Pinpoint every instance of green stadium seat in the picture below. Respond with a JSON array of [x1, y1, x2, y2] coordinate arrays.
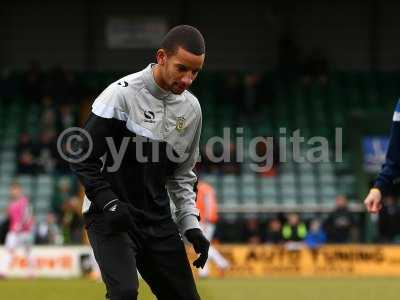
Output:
[[280, 174, 296, 185], [242, 174, 256, 185], [0, 160, 15, 174], [317, 163, 334, 174], [202, 174, 218, 187], [0, 150, 16, 161], [280, 162, 295, 172], [280, 183, 298, 206], [241, 184, 258, 205], [0, 185, 9, 202], [320, 174, 335, 184], [259, 177, 279, 204], [37, 175, 54, 186], [299, 174, 316, 185], [35, 197, 51, 213], [220, 175, 240, 205], [300, 183, 318, 203], [221, 185, 240, 206], [320, 185, 337, 198], [14, 175, 33, 198], [298, 162, 314, 172]]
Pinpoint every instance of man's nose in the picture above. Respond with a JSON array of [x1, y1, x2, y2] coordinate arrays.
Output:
[[181, 74, 193, 85]]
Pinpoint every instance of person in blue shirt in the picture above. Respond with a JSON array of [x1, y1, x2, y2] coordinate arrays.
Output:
[[305, 219, 326, 249]]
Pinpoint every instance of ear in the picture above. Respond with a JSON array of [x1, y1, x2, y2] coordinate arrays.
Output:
[[156, 49, 167, 65]]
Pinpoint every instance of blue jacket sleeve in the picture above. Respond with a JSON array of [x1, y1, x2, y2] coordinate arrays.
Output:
[[374, 99, 400, 195]]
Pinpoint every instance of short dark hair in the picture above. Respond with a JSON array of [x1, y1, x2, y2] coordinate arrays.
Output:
[[161, 25, 205, 56]]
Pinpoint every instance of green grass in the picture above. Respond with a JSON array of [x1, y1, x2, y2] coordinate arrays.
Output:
[[1, 277, 400, 300]]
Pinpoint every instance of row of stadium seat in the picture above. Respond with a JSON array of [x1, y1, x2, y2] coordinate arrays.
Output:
[[2, 71, 399, 216]]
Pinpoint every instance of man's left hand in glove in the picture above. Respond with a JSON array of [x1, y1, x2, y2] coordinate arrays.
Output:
[[185, 228, 210, 268]]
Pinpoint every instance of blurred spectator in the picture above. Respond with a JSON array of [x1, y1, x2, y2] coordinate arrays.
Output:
[[0, 68, 18, 101], [242, 217, 262, 244], [0, 217, 9, 244], [62, 196, 84, 244], [22, 60, 43, 103], [57, 103, 76, 132], [301, 48, 329, 86], [196, 179, 230, 278], [243, 73, 262, 117], [277, 29, 302, 82], [217, 72, 243, 125], [263, 218, 283, 244], [305, 219, 326, 265], [324, 195, 355, 243], [16, 132, 37, 175], [41, 95, 56, 114], [33, 129, 57, 173], [378, 195, 400, 243], [54, 147, 72, 175], [44, 66, 78, 104], [282, 213, 307, 243], [51, 177, 74, 223], [305, 219, 326, 249], [41, 107, 57, 129], [35, 213, 63, 245], [0, 182, 35, 278]]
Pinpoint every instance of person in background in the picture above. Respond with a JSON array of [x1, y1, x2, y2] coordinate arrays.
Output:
[[16, 132, 37, 175], [35, 213, 63, 245], [57, 103, 76, 132], [301, 48, 329, 86], [0, 68, 18, 102], [243, 217, 262, 244], [33, 129, 57, 173], [196, 180, 230, 278], [377, 195, 400, 243], [263, 218, 283, 244], [282, 213, 307, 250], [0, 182, 35, 278], [305, 219, 326, 266], [305, 219, 326, 249], [324, 195, 355, 243], [364, 100, 400, 215], [22, 60, 43, 103], [51, 177, 74, 223], [62, 196, 84, 244]]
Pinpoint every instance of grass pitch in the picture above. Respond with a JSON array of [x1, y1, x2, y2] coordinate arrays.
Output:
[[1, 277, 400, 300]]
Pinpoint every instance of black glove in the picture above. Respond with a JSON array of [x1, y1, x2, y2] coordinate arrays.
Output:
[[185, 228, 210, 268], [103, 200, 135, 232]]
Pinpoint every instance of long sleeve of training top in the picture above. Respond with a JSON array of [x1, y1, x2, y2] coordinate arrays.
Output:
[[374, 99, 400, 195], [166, 110, 202, 233], [70, 112, 120, 210], [70, 63, 201, 233]]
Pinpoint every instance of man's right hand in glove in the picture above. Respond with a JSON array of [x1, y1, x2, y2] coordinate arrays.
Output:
[[103, 199, 135, 232], [185, 228, 210, 268]]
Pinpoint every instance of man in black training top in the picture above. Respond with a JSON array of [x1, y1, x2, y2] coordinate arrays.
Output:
[[70, 25, 209, 300]]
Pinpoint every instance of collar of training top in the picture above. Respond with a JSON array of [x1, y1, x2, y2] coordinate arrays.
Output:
[[143, 63, 176, 101]]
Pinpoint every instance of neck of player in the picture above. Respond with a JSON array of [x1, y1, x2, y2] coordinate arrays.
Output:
[[153, 64, 170, 92]]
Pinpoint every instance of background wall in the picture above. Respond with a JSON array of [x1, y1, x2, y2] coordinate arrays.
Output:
[[1, 0, 399, 71]]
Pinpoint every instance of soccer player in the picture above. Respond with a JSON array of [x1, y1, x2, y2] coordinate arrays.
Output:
[[364, 100, 400, 213], [0, 182, 34, 278], [70, 25, 210, 300], [196, 179, 230, 278]]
